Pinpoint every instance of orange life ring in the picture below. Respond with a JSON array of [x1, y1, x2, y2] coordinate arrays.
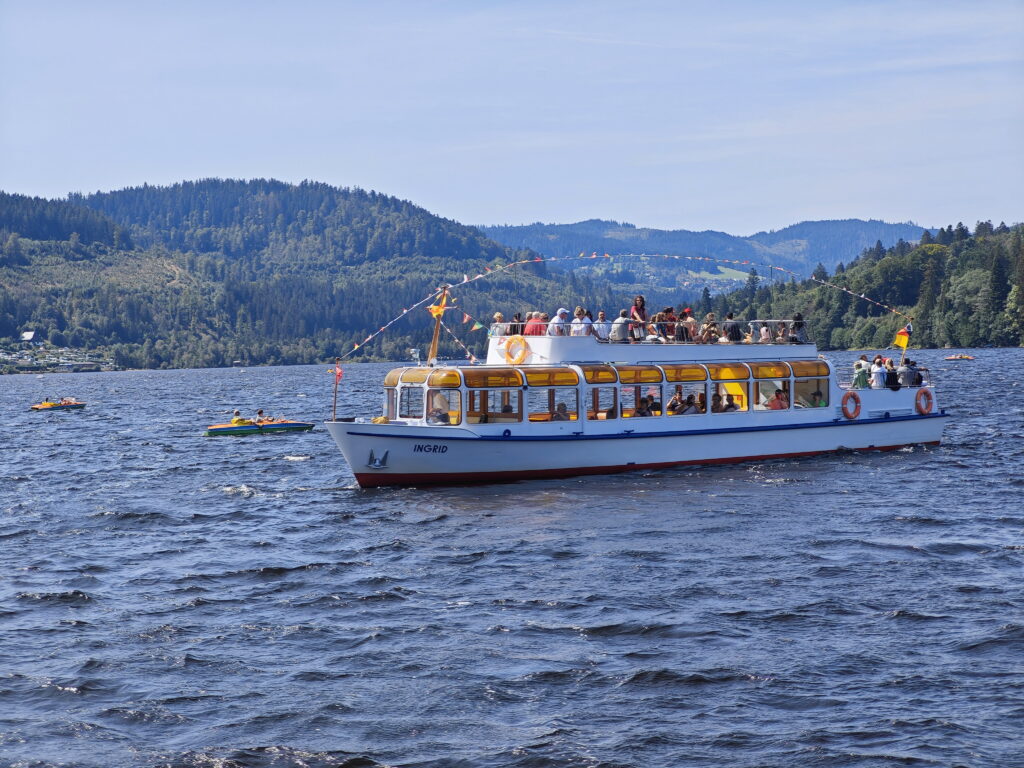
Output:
[[503, 335, 530, 365], [915, 388, 933, 415], [841, 390, 861, 420]]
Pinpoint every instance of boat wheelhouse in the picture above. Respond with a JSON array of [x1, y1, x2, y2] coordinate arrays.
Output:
[[325, 318, 947, 488]]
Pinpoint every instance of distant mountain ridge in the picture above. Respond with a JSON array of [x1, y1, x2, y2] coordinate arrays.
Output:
[[479, 218, 931, 275]]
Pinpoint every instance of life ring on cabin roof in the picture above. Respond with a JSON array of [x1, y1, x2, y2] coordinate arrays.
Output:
[[841, 391, 861, 420], [915, 388, 933, 415], [504, 335, 530, 365]]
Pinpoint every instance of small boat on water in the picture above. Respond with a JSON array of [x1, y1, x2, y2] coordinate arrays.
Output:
[[31, 399, 85, 411], [205, 420, 315, 436], [944, 354, 975, 360], [326, 298, 949, 488]]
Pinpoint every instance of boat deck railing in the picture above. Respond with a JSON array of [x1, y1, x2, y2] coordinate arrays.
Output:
[[490, 318, 812, 345]]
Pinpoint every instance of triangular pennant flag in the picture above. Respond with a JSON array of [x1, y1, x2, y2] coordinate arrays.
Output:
[[471, 321, 484, 331], [462, 312, 471, 324]]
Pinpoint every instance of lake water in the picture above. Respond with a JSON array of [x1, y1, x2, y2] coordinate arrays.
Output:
[[2, 349, 1022, 767]]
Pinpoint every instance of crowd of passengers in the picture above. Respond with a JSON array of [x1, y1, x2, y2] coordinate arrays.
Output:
[[490, 295, 808, 344], [851, 354, 926, 389]]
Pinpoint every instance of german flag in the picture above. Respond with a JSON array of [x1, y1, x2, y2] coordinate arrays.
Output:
[[893, 322, 912, 349]]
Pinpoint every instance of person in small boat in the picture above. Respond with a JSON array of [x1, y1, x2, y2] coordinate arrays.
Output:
[[710, 393, 724, 413], [723, 394, 739, 412], [699, 313, 720, 343], [766, 389, 789, 410], [551, 402, 571, 421], [633, 397, 653, 417], [609, 310, 631, 343], [231, 409, 253, 426]]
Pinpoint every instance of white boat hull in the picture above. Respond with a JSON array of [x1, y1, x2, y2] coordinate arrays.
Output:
[[326, 411, 947, 488]]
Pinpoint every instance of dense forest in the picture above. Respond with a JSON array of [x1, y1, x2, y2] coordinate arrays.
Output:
[[0, 181, 616, 368], [690, 222, 1024, 349], [1, 180, 1020, 371]]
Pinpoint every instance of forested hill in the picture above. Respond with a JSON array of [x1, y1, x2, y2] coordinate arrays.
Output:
[[0, 179, 615, 368], [695, 221, 1024, 350], [479, 218, 929, 275]]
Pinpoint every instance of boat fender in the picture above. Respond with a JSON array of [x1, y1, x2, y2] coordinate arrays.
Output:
[[502, 429, 512, 438], [841, 391, 861, 420], [915, 388, 933, 415], [503, 335, 530, 365]]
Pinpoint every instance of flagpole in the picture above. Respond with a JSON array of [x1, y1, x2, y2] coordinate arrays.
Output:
[[427, 285, 449, 367], [331, 357, 340, 421]]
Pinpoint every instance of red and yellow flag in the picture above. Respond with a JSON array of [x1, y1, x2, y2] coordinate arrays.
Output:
[[427, 293, 450, 319], [893, 322, 912, 349]]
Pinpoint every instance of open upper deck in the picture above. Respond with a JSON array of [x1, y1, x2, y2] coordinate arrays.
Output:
[[485, 322, 819, 366]]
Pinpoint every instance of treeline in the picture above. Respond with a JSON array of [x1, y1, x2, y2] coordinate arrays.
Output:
[[0, 180, 618, 368], [697, 221, 1023, 349], [0, 191, 132, 252]]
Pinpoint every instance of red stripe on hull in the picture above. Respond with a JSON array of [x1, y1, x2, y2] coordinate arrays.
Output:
[[353, 441, 941, 488]]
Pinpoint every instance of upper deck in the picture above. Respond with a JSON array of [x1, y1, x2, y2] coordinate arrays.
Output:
[[486, 324, 820, 366]]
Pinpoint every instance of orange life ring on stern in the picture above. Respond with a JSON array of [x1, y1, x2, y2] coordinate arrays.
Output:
[[503, 335, 530, 365], [915, 388, 933, 415], [841, 391, 861, 420]]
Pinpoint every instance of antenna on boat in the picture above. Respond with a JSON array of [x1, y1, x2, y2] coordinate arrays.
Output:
[[426, 285, 451, 367]]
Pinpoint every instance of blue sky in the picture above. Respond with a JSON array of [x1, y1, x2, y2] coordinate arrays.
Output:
[[1, 0, 1021, 234]]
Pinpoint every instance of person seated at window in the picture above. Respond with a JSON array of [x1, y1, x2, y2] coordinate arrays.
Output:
[[500, 404, 514, 413], [666, 388, 685, 413], [427, 393, 451, 424], [633, 397, 653, 417], [809, 390, 827, 407], [710, 393, 724, 413], [765, 389, 788, 410], [723, 394, 739, 412], [681, 395, 701, 414], [551, 402, 571, 421]]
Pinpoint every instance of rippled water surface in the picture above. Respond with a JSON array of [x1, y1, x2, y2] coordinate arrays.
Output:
[[2, 349, 1023, 767]]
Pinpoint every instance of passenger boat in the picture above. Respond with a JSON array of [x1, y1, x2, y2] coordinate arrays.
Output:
[[326, 296, 948, 488], [30, 399, 86, 411], [205, 420, 314, 436]]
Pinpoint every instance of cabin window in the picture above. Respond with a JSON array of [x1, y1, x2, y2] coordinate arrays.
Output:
[[399, 386, 424, 419], [463, 368, 525, 387], [426, 389, 461, 425], [399, 368, 430, 384], [527, 386, 579, 422], [749, 362, 791, 379], [580, 364, 617, 384], [586, 386, 617, 420], [466, 389, 522, 423], [385, 388, 397, 420], [661, 364, 708, 382], [711, 381, 748, 413], [427, 369, 463, 388], [753, 379, 791, 410], [619, 384, 662, 417], [794, 378, 829, 408], [665, 382, 706, 415], [614, 365, 664, 384], [789, 360, 830, 378], [524, 368, 580, 387], [706, 363, 751, 381]]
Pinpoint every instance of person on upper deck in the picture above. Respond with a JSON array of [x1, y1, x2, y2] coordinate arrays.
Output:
[[699, 313, 720, 343], [661, 307, 678, 340], [523, 312, 543, 336], [897, 359, 912, 387], [593, 310, 610, 341], [789, 313, 807, 343], [570, 306, 593, 336], [491, 312, 508, 336], [548, 308, 569, 336], [870, 358, 886, 389], [679, 309, 697, 342], [629, 295, 648, 341], [610, 310, 631, 343], [758, 324, 771, 343], [722, 312, 743, 343], [852, 360, 870, 389], [884, 358, 901, 391], [648, 311, 668, 342], [509, 312, 524, 335]]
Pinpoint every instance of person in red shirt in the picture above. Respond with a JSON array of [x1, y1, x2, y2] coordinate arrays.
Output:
[[524, 311, 546, 336], [766, 389, 789, 410]]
